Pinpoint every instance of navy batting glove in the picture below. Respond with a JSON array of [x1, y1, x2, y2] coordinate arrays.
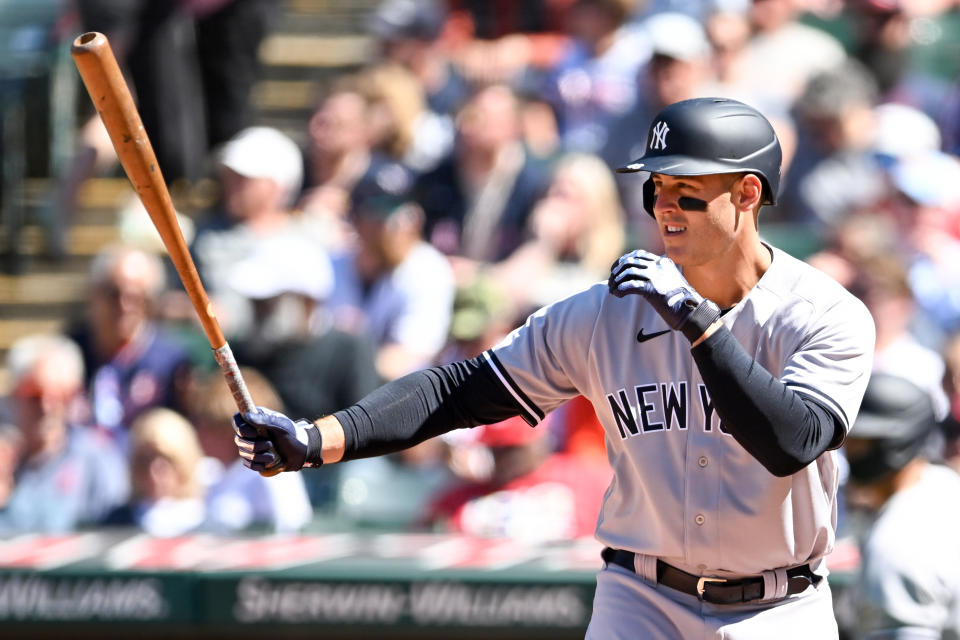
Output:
[[233, 407, 323, 473], [609, 250, 721, 343]]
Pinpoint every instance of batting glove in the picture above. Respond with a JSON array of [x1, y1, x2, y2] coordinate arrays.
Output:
[[233, 407, 323, 473], [609, 250, 721, 343]]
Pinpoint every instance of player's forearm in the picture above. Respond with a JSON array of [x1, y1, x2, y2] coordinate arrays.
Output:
[[691, 325, 841, 477], [327, 355, 524, 462]]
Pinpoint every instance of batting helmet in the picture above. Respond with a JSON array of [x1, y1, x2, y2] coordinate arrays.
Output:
[[617, 97, 782, 216], [845, 372, 937, 485]]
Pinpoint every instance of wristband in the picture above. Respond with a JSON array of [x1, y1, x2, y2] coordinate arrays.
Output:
[[679, 299, 722, 343], [303, 422, 324, 468]]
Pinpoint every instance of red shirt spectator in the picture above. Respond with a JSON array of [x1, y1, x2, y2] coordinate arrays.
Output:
[[425, 415, 611, 540]]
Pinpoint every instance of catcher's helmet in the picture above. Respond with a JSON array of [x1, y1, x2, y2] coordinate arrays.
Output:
[[617, 97, 782, 216]]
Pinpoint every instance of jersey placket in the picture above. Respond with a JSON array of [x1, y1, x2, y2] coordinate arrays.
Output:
[[683, 412, 723, 569]]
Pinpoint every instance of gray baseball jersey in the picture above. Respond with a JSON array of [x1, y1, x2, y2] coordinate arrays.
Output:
[[857, 464, 960, 636], [485, 245, 874, 576]]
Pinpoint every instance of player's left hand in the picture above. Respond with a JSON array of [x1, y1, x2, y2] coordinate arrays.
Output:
[[608, 250, 721, 342], [233, 407, 318, 473]]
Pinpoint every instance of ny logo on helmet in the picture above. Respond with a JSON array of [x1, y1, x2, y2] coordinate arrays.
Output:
[[650, 121, 669, 150]]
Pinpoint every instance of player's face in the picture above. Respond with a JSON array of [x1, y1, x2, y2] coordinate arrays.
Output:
[[649, 173, 746, 268]]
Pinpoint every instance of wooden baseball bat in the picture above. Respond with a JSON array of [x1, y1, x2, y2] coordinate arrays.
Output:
[[71, 32, 279, 476]]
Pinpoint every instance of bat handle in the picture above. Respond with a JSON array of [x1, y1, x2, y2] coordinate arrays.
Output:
[[212, 343, 281, 477], [212, 343, 256, 414]]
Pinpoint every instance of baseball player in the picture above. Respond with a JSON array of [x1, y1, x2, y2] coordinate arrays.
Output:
[[234, 97, 875, 638]]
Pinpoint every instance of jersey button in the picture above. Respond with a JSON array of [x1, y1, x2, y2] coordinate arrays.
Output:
[[698, 456, 708, 468], [695, 514, 706, 526]]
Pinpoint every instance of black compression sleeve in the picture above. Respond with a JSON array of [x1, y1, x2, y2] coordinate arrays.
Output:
[[691, 326, 842, 477], [332, 355, 525, 460]]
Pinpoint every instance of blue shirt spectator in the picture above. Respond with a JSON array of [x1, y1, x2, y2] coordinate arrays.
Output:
[[0, 334, 129, 534]]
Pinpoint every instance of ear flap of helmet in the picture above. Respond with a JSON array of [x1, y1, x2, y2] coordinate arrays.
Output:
[[642, 178, 656, 218]]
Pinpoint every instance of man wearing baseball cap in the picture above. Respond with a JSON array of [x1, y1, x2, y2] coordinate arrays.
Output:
[[191, 126, 305, 337]]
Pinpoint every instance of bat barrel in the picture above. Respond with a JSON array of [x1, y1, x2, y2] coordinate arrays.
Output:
[[71, 32, 226, 352]]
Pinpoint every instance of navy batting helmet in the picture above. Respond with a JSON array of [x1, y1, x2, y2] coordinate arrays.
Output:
[[617, 97, 782, 216], [845, 373, 937, 484]]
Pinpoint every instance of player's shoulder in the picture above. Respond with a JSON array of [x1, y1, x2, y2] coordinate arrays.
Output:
[[762, 245, 866, 312], [529, 280, 611, 317], [500, 280, 613, 347]]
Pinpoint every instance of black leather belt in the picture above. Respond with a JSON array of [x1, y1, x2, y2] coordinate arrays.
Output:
[[601, 547, 821, 605]]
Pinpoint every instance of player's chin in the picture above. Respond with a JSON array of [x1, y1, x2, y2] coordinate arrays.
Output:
[[659, 240, 689, 264]]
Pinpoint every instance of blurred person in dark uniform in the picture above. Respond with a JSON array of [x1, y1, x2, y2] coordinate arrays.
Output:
[[845, 372, 960, 638]]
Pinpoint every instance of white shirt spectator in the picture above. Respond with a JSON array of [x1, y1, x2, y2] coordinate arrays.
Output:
[[202, 457, 313, 534]]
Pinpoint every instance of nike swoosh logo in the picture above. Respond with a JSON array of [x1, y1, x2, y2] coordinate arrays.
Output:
[[636, 328, 671, 343]]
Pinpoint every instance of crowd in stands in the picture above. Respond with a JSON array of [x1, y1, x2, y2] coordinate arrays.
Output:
[[3, 0, 960, 635]]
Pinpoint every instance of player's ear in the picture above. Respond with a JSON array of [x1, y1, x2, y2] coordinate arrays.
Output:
[[734, 174, 763, 213]]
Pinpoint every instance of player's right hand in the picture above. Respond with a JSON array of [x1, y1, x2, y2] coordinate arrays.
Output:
[[608, 250, 721, 343], [233, 407, 314, 472]]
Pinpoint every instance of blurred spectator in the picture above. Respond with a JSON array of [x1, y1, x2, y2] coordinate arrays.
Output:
[[46, 1, 276, 259], [188, 0, 278, 152], [784, 61, 884, 231], [0, 334, 129, 534], [849, 0, 959, 119], [367, 0, 469, 115], [871, 101, 942, 164], [705, 8, 752, 92], [424, 415, 611, 540], [736, 0, 847, 108], [104, 407, 206, 536], [489, 152, 626, 310], [0, 424, 19, 511], [356, 62, 455, 173], [805, 210, 898, 288], [846, 372, 960, 638], [517, 91, 563, 162], [74, 0, 204, 185], [297, 78, 413, 252], [848, 254, 949, 420], [228, 235, 382, 418], [882, 150, 960, 343], [190, 126, 305, 337], [605, 11, 713, 168], [434, 276, 518, 367], [68, 245, 192, 445], [328, 191, 455, 380], [604, 12, 714, 228], [75, 0, 276, 182], [541, 0, 649, 157], [413, 83, 550, 268], [188, 367, 312, 533], [448, 0, 577, 37]]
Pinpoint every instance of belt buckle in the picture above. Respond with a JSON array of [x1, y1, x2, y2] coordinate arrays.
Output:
[[696, 576, 727, 601]]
